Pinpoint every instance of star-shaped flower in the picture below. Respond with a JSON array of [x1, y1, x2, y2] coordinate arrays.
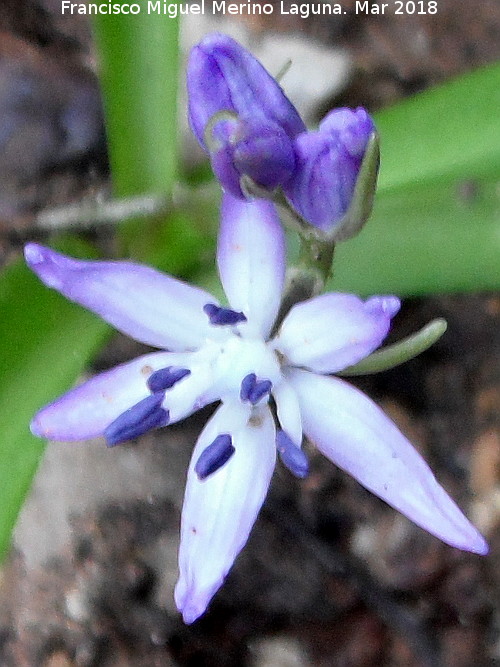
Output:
[[25, 194, 487, 624]]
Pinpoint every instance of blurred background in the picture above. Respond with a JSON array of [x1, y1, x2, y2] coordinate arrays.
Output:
[[0, 1, 499, 665]]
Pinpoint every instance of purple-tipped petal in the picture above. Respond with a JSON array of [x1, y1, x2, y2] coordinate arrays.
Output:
[[218, 194, 285, 337], [175, 401, 276, 624], [187, 33, 305, 149], [30, 351, 180, 441], [25, 244, 220, 350], [289, 369, 488, 555], [275, 293, 400, 374]]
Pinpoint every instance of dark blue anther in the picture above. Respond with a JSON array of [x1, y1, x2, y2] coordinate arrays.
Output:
[[240, 373, 272, 405], [195, 434, 235, 480], [104, 393, 169, 446], [240, 373, 256, 402], [204, 303, 247, 326], [147, 366, 191, 393], [276, 430, 309, 478]]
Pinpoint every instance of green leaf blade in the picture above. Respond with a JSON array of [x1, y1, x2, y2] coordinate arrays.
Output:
[[376, 63, 500, 192], [92, 12, 179, 198], [333, 172, 500, 295], [0, 250, 109, 561]]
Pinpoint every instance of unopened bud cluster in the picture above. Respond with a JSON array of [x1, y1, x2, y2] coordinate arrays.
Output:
[[188, 33, 378, 237]]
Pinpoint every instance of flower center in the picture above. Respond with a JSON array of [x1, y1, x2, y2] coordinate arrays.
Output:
[[212, 334, 282, 401]]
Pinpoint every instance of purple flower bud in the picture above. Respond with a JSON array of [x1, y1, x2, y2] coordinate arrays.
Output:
[[210, 117, 296, 197], [320, 107, 375, 158], [283, 107, 376, 231], [187, 33, 305, 150]]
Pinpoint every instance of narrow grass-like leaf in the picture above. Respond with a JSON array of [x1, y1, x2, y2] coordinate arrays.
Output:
[[339, 319, 447, 376], [333, 64, 500, 294], [332, 171, 500, 295], [376, 63, 500, 192], [92, 13, 179, 197], [92, 12, 180, 260]]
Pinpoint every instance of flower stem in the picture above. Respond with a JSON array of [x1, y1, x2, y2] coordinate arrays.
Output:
[[272, 236, 335, 333]]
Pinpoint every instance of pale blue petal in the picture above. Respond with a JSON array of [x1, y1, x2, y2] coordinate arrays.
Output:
[[218, 195, 285, 337], [275, 293, 400, 373], [31, 351, 184, 441], [25, 243, 220, 351], [273, 380, 302, 446], [289, 369, 488, 555]]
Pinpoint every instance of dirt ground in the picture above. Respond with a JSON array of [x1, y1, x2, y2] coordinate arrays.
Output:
[[0, 1, 499, 666]]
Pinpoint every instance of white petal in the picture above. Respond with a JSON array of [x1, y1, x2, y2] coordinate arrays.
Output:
[[289, 369, 488, 555], [165, 347, 224, 424], [275, 293, 400, 373], [217, 194, 285, 338], [175, 401, 275, 623]]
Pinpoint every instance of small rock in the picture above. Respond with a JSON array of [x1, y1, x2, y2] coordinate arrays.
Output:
[[249, 635, 309, 667]]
